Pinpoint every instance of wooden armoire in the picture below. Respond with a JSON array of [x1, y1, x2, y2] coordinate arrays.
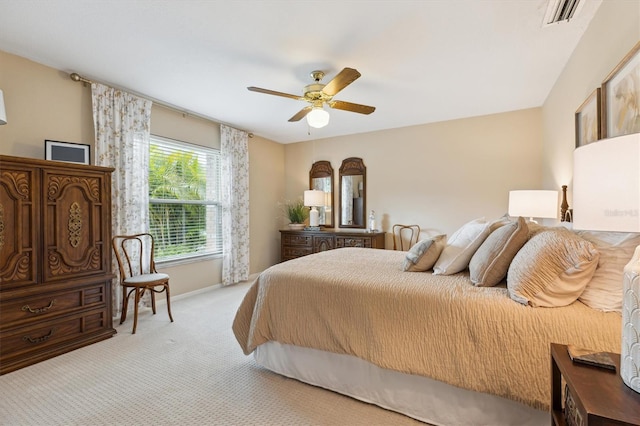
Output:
[[0, 155, 116, 374]]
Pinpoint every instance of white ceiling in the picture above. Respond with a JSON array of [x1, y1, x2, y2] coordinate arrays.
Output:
[[0, 0, 602, 144]]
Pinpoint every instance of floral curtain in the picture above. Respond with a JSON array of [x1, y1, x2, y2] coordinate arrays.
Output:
[[91, 83, 152, 316], [220, 124, 250, 285]]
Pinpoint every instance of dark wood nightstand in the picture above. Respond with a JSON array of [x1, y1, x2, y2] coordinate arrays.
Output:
[[550, 343, 640, 425]]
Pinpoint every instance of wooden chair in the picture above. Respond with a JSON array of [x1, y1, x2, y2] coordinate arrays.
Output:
[[393, 224, 421, 251], [112, 233, 174, 334]]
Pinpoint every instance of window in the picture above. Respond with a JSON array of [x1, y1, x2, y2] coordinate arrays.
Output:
[[149, 135, 222, 262]]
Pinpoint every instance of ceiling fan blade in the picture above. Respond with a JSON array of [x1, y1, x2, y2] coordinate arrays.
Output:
[[288, 106, 313, 122], [328, 100, 375, 115], [247, 86, 304, 101], [321, 68, 361, 97]]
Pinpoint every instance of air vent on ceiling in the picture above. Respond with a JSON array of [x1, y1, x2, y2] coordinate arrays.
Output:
[[543, 0, 585, 26]]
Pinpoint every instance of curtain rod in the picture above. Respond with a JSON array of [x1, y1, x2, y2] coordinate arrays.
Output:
[[69, 72, 254, 138]]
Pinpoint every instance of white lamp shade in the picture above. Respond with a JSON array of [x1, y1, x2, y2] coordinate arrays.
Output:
[[508, 190, 558, 219], [573, 133, 640, 232], [306, 107, 329, 128], [573, 132, 640, 394], [0, 89, 6, 125], [304, 190, 325, 207]]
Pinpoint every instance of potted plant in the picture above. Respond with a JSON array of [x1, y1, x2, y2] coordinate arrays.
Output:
[[283, 198, 308, 230]]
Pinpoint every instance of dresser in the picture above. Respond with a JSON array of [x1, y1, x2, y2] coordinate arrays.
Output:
[[280, 229, 385, 261], [0, 155, 116, 374]]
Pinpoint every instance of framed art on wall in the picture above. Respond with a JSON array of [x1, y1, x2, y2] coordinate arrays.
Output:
[[45, 140, 91, 165], [575, 88, 601, 147], [601, 41, 640, 138]]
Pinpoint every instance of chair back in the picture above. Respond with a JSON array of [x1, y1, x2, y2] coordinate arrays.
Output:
[[112, 233, 158, 282], [393, 224, 421, 251]]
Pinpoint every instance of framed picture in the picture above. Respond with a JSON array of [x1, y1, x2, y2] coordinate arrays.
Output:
[[575, 88, 601, 147], [45, 140, 91, 165], [601, 41, 640, 138]]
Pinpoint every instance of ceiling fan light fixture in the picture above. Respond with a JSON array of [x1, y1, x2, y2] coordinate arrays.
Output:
[[306, 107, 330, 128]]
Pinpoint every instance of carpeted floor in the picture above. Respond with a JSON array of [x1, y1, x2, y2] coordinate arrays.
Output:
[[0, 281, 424, 426]]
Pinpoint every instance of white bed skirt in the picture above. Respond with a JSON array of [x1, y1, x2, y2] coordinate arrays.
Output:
[[255, 341, 547, 426]]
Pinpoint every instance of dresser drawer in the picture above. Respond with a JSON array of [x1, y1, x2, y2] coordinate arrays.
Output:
[[335, 236, 372, 248], [0, 283, 108, 328], [0, 308, 110, 360], [282, 234, 313, 246], [283, 246, 313, 260]]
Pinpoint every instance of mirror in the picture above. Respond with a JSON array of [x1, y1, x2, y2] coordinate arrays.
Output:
[[309, 161, 334, 228], [339, 157, 366, 228]]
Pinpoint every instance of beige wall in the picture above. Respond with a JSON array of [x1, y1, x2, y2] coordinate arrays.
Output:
[[542, 0, 640, 204], [0, 50, 283, 295], [284, 108, 544, 246], [0, 52, 94, 157]]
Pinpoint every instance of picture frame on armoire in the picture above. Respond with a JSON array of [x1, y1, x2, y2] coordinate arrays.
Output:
[[45, 140, 91, 165], [575, 88, 601, 147], [601, 41, 640, 138]]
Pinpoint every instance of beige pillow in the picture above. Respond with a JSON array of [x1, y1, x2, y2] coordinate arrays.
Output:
[[574, 230, 640, 312], [402, 235, 447, 272], [507, 227, 599, 307], [433, 218, 493, 275], [469, 217, 528, 287]]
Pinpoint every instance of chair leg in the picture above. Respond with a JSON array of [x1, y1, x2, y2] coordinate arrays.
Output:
[[150, 288, 157, 315], [120, 287, 129, 325], [165, 284, 174, 323], [132, 287, 141, 334]]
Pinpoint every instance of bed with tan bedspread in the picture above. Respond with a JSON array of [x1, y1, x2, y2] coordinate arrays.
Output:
[[233, 247, 622, 412]]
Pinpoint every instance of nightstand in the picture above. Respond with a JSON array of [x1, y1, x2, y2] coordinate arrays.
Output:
[[550, 343, 640, 425]]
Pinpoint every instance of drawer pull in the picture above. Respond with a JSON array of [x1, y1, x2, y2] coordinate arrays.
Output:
[[22, 328, 56, 344], [22, 299, 56, 314]]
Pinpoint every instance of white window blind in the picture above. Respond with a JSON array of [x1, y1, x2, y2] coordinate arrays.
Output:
[[149, 135, 222, 262]]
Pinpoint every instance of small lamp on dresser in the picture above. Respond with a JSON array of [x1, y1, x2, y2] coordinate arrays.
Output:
[[304, 189, 325, 228], [573, 132, 640, 394]]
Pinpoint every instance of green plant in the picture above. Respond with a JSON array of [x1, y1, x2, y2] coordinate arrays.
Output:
[[283, 198, 309, 224]]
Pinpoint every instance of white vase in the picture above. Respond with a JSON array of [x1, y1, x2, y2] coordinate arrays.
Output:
[[621, 245, 640, 394]]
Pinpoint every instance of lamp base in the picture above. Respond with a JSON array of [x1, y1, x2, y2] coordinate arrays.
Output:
[[309, 207, 320, 227], [621, 245, 640, 394]]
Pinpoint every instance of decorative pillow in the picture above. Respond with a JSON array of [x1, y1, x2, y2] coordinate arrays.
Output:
[[433, 218, 493, 275], [507, 227, 599, 307], [574, 230, 640, 312], [469, 216, 528, 287], [402, 234, 447, 272]]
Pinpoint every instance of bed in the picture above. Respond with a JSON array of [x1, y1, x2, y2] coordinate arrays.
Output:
[[233, 221, 634, 425]]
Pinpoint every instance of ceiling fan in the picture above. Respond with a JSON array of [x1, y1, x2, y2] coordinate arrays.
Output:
[[247, 67, 375, 128]]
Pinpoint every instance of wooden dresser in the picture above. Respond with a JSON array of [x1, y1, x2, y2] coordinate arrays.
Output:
[[280, 229, 385, 262], [0, 155, 116, 374]]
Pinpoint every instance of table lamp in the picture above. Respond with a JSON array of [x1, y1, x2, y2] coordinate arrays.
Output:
[[304, 190, 325, 227], [508, 190, 558, 223], [573, 132, 640, 394]]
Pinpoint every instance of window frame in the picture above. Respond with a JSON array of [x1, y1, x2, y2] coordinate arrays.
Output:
[[148, 135, 222, 265]]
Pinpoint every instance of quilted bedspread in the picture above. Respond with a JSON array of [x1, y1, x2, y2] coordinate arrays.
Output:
[[232, 248, 621, 411]]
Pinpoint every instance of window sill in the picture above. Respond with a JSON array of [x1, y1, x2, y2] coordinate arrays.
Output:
[[156, 253, 222, 268]]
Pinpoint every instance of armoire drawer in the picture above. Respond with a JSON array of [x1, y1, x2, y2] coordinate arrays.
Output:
[[0, 283, 108, 328], [0, 308, 110, 360]]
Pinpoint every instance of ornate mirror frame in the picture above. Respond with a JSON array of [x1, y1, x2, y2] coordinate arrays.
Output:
[[338, 157, 366, 229], [309, 160, 334, 228]]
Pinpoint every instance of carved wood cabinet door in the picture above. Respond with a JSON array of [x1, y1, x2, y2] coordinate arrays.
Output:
[[42, 170, 110, 283], [0, 164, 38, 289]]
